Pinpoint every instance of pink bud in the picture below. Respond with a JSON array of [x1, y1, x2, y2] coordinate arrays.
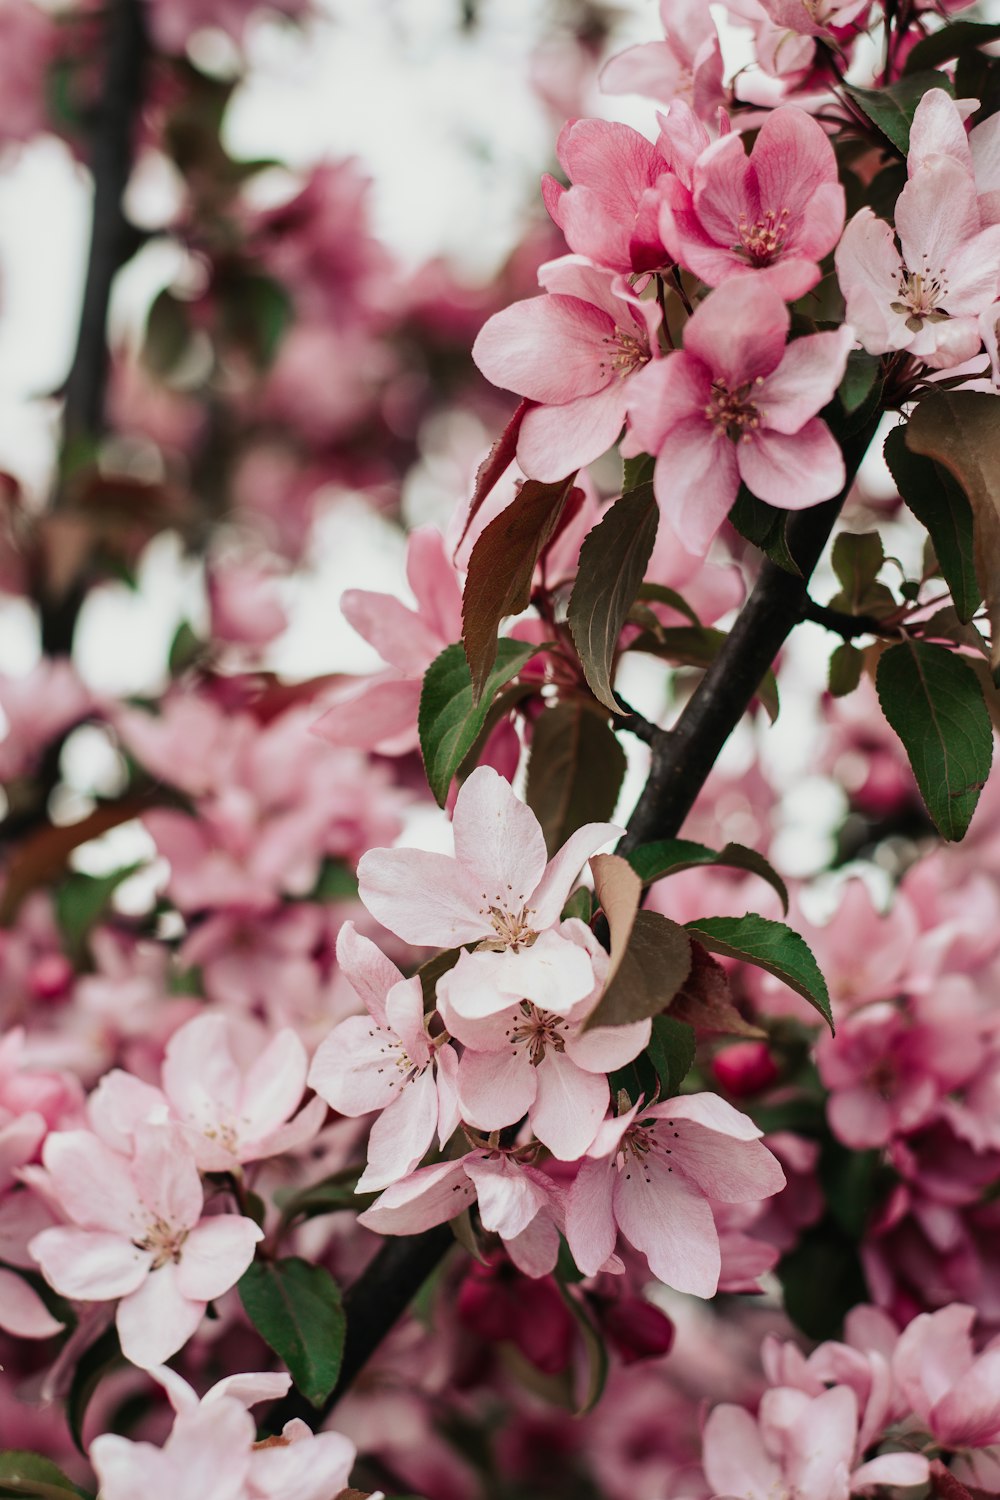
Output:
[[712, 1041, 778, 1097], [28, 953, 74, 1003], [598, 1296, 675, 1365]]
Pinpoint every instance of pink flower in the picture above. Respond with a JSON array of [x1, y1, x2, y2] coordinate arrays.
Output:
[[161, 1013, 326, 1173], [358, 1149, 565, 1278], [0, 660, 95, 781], [599, 0, 726, 122], [660, 106, 845, 300], [312, 526, 463, 756], [308, 922, 459, 1191], [836, 91, 1000, 369], [207, 559, 288, 647], [541, 119, 671, 274], [472, 255, 660, 480], [893, 1304, 1000, 1449], [565, 1093, 785, 1297], [29, 1123, 262, 1368], [358, 765, 619, 1019], [438, 925, 649, 1161], [625, 279, 852, 554], [757, 0, 871, 32]]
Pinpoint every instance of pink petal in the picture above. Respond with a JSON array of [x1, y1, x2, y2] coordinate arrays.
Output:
[[163, 1015, 242, 1128], [311, 676, 421, 756], [565, 1017, 650, 1073], [737, 418, 845, 509], [340, 589, 440, 676], [175, 1214, 262, 1301], [116, 1261, 204, 1367], [357, 847, 490, 947], [335, 920, 404, 1025], [784, 1385, 857, 1499], [203, 1371, 292, 1409], [29, 1226, 151, 1300], [384, 977, 431, 1063], [405, 525, 463, 644], [691, 132, 756, 249], [308, 1015, 408, 1116], [625, 351, 710, 454], [653, 417, 740, 556], [41, 1131, 144, 1235], [132, 1124, 203, 1232], [852, 1454, 930, 1492], [531, 1054, 608, 1160], [834, 208, 909, 355], [565, 1156, 618, 1276], [0, 1265, 63, 1337], [516, 380, 632, 481], [357, 1068, 440, 1191], [240, 1028, 309, 1141], [457, 1046, 537, 1133], [703, 1404, 784, 1500], [452, 766, 548, 911], [357, 1158, 476, 1235], [531, 822, 622, 928], [507, 1209, 561, 1278], [896, 156, 981, 273], [613, 1154, 721, 1296], [472, 293, 615, 404], [464, 1153, 548, 1239], [600, 39, 683, 105], [249, 1426, 357, 1500], [751, 106, 837, 219], [757, 326, 853, 434], [683, 279, 789, 387], [909, 87, 974, 175]]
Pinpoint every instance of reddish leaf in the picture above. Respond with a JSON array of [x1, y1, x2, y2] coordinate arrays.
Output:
[[670, 943, 765, 1039], [457, 397, 532, 550]]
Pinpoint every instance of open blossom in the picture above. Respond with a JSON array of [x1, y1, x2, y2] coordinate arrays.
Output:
[[893, 1304, 1000, 1449], [308, 922, 459, 1191], [565, 1094, 786, 1297], [91, 1365, 360, 1500], [438, 926, 649, 1161], [659, 106, 845, 300], [358, 765, 619, 1019], [625, 279, 852, 554], [472, 255, 661, 480], [541, 119, 671, 275], [599, 0, 725, 122], [836, 89, 1000, 368], [29, 1123, 262, 1367]]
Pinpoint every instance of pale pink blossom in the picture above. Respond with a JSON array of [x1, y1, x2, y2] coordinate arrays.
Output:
[[208, 559, 288, 647], [0, 660, 94, 781], [312, 526, 463, 755], [358, 1149, 566, 1278], [757, 0, 871, 33], [660, 106, 845, 300], [162, 1013, 325, 1173], [893, 1304, 1000, 1449], [308, 922, 459, 1191], [438, 924, 649, 1161], [29, 1122, 262, 1367], [472, 255, 661, 481], [600, 0, 726, 122], [625, 279, 851, 554], [541, 119, 671, 274], [565, 1094, 785, 1297], [358, 765, 619, 1018]]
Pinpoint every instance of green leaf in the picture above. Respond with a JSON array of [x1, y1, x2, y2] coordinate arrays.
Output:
[[903, 21, 1000, 74], [561, 886, 593, 924], [312, 860, 359, 902], [167, 619, 203, 675], [622, 453, 654, 491], [778, 1225, 868, 1341], [629, 625, 780, 723], [239, 1256, 346, 1408], [461, 477, 574, 702], [875, 639, 993, 841], [67, 1325, 122, 1454], [588, 910, 692, 1028], [567, 484, 659, 712], [275, 1169, 376, 1225], [634, 581, 700, 627], [828, 531, 897, 621], [884, 424, 980, 624], [553, 1283, 609, 1415], [55, 864, 140, 961], [829, 642, 864, 697], [526, 702, 627, 857], [645, 1014, 697, 1097], [845, 71, 955, 155], [838, 349, 880, 416], [418, 639, 541, 805], [627, 837, 788, 914], [684, 915, 833, 1031], [417, 946, 462, 1010], [905, 393, 1000, 666], [0, 1454, 89, 1500], [144, 289, 190, 377], [728, 487, 800, 574]]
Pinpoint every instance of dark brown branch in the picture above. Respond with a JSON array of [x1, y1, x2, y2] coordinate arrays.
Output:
[[40, 0, 147, 658], [800, 598, 900, 641], [283, 409, 881, 1429]]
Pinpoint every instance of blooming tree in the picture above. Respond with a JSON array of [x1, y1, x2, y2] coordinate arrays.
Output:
[[1, 0, 1000, 1497]]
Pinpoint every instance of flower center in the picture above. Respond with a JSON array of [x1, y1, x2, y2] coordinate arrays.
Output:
[[368, 1023, 422, 1088], [477, 890, 539, 953], [507, 1001, 567, 1066], [735, 208, 790, 266], [134, 1216, 189, 1271], [598, 325, 650, 382], [891, 265, 950, 333], [705, 379, 765, 443], [617, 1117, 681, 1183]]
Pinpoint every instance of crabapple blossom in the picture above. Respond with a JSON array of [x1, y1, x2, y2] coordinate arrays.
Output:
[[472, 255, 661, 480], [599, 0, 726, 121], [161, 1012, 326, 1172], [893, 1304, 1000, 1449], [565, 1093, 786, 1297], [438, 925, 650, 1161], [541, 119, 672, 275], [308, 922, 459, 1190], [660, 106, 845, 299], [358, 765, 619, 1018], [29, 1122, 262, 1367], [624, 278, 852, 553]]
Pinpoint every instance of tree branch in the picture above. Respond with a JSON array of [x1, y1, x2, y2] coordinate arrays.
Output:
[[800, 597, 899, 641], [284, 409, 881, 1429], [39, 0, 147, 658]]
